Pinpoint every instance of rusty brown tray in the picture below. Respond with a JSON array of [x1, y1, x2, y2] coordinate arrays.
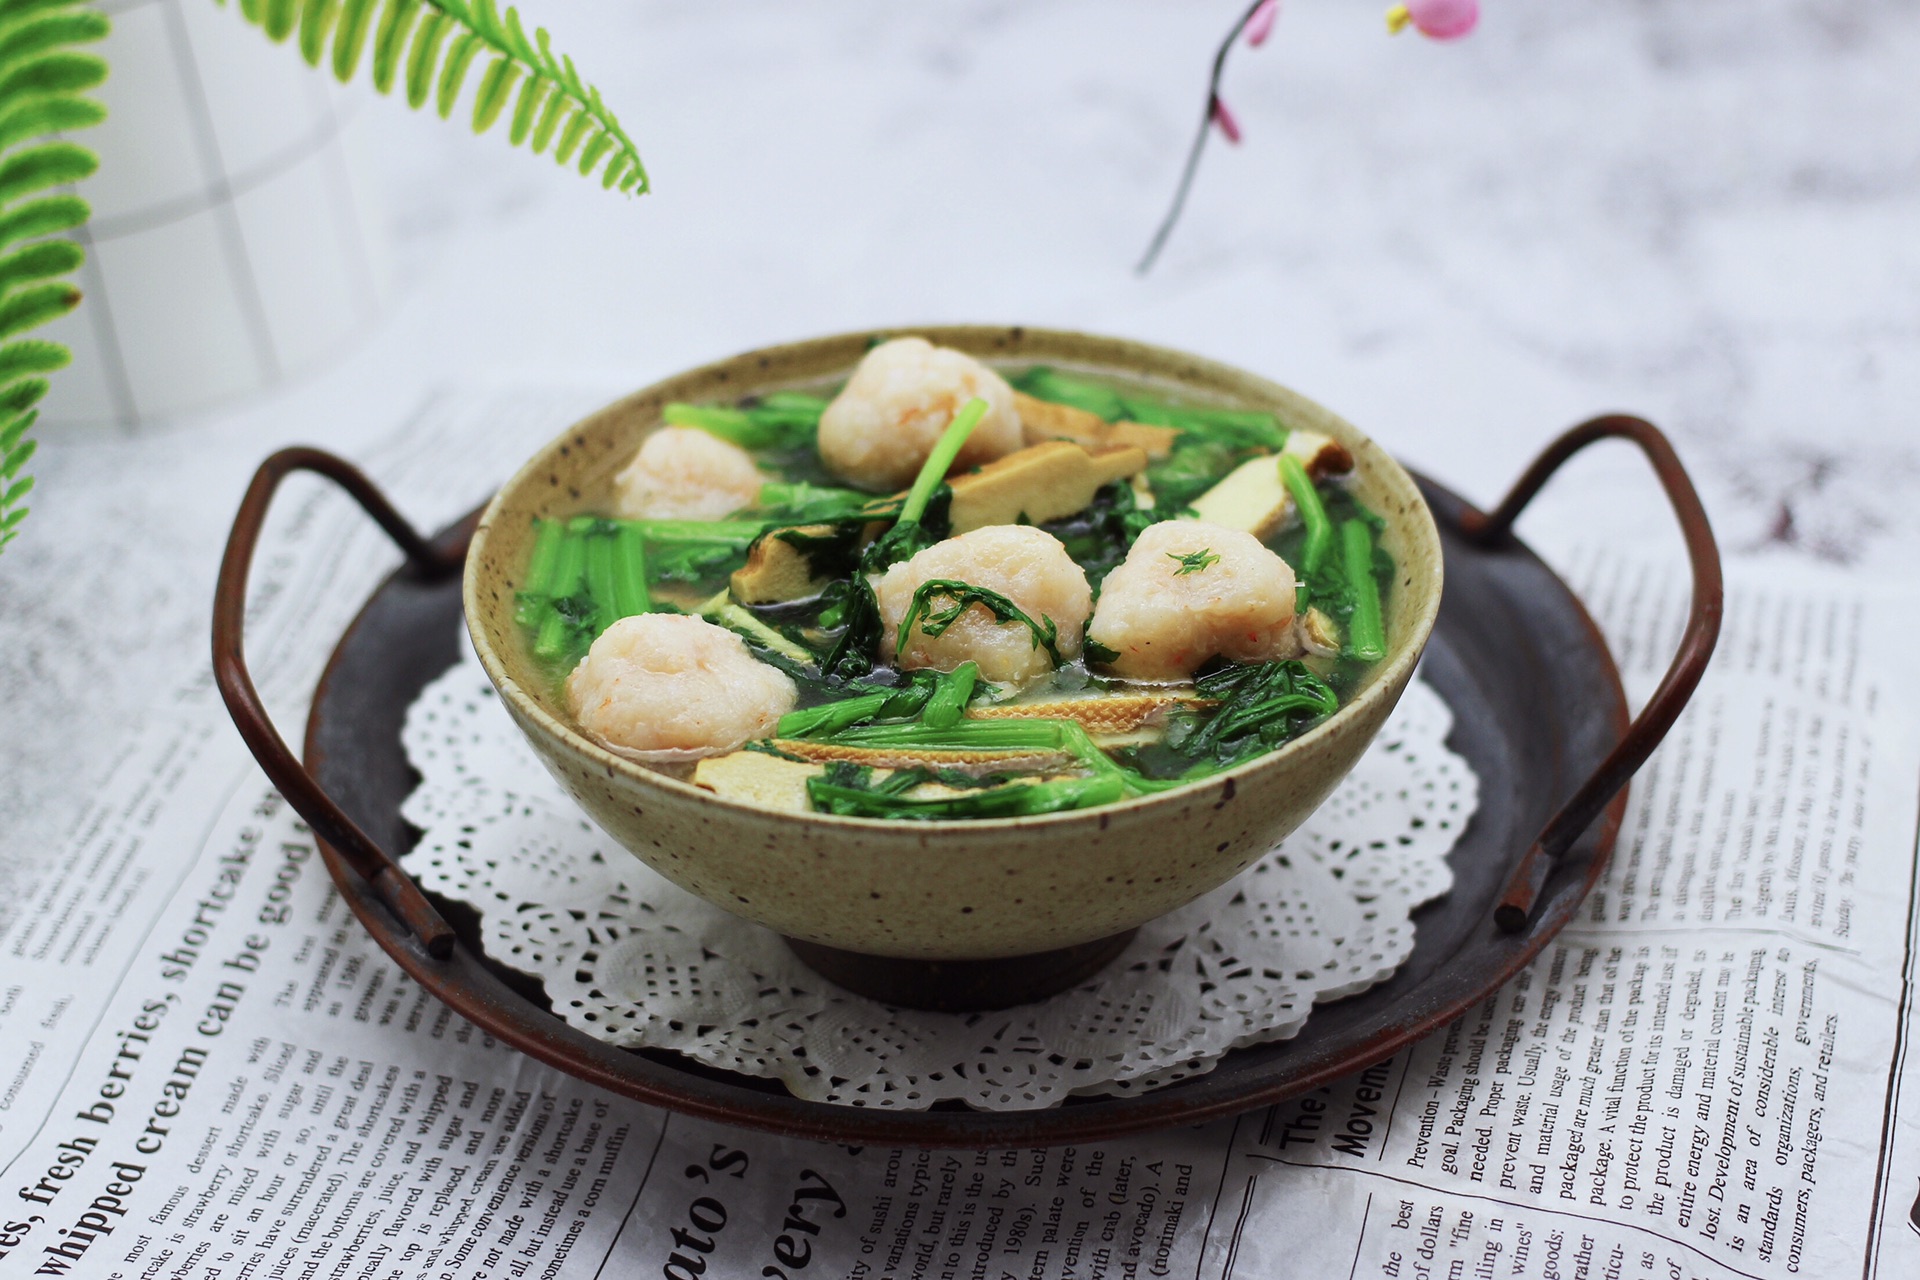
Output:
[[213, 417, 1720, 1147]]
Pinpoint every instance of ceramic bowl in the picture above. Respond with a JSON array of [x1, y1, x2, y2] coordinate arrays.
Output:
[[463, 326, 1444, 984]]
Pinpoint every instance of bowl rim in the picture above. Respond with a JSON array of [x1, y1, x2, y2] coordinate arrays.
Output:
[[463, 325, 1445, 832]]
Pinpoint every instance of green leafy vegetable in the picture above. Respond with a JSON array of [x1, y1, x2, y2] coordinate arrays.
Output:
[[921, 660, 980, 729], [1036, 480, 1163, 596], [517, 515, 757, 666], [1146, 439, 1242, 512], [1167, 547, 1220, 576], [1009, 366, 1128, 420], [646, 539, 739, 586], [568, 514, 762, 546], [757, 481, 890, 525], [663, 400, 820, 451], [218, 0, 646, 193], [1010, 366, 1285, 449], [806, 762, 1124, 821], [898, 579, 1063, 668], [754, 390, 832, 418], [1122, 660, 1338, 780], [1116, 394, 1285, 450]]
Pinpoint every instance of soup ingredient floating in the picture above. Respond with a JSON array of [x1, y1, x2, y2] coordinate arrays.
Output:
[[515, 337, 1394, 819], [567, 614, 796, 763]]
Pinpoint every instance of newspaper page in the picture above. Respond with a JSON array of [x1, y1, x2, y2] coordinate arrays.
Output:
[[1, 392, 1917, 1280]]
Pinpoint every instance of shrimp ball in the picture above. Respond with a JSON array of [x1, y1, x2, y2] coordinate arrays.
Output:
[[1086, 520, 1298, 682], [565, 614, 796, 760], [874, 525, 1093, 687], [612, 427, 763, 522], [818, 337, 1024, 491]]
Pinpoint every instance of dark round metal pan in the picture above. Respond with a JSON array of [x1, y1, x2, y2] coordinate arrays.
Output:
[[213, 417, 1720, 1148]]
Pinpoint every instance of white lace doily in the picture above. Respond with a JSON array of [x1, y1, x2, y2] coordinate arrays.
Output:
[[399, 642, 1476, 1110]]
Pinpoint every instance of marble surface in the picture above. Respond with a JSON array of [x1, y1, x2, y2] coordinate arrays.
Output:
[[4, 0, 1916, 883]]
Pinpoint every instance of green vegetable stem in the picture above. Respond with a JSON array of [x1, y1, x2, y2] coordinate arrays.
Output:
[[1278, 454, 1333, 576], [775, 691, 891, 739], [609, 524, 653, 617], [921, 661, 981, 729], [516, 518, 567, 623], [1341, 519, 1387, 661], [900, 397, 988, 530], [806, 766, 1125, 820]]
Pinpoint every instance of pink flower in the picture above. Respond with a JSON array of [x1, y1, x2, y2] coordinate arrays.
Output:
[[1386, 0, 1479, 41], [1245, 0, 1280, 47], [1210, 96, 1243, 144]]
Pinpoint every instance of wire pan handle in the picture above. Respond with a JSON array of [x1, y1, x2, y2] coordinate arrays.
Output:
[[212, 447, 465, 958], [1458, 416, 1724, 932]]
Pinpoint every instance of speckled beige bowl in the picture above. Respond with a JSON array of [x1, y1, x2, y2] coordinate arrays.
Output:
[[464, 327, 1443, 966]]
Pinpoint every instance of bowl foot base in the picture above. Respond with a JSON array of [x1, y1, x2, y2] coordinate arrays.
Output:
[[784, 931, 1139, 1012]]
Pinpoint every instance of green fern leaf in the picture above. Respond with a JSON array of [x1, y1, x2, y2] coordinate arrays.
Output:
[[297, 0, 337, 66], [500, 5, 539, 64], [0, 339, 69, 380], [404, 8, 447, 108], [331, 0, 377, 81], [552, 107, 591, 164], [575, 129, 611, 177], [2, 436, 33, 481], [0, 94, 103, 150], [218, 0, 646, 197], [371, 0, 419, 94], [466, 0, 505, 44], [0, 407, 33, 453], [506, 70, 543, 146], [0, 141, 96, 204], [264, 0, 297, 41], [0, 0, 97, 539], [528, 89, 566, 153], [0, 283, 78, 340], [0, 50, 106, 100], [0, 376, 45, 415], [0, 0, 92, 32], [0, 194, 85, 251], [468, 54, 515, 133], [435, 29, 480, 118], [0, 11, 107, 67], [0, 239, 80, 293]]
